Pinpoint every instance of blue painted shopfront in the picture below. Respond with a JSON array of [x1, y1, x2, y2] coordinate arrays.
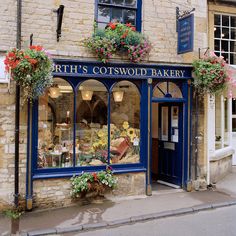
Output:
[[27, 60, 192, 199]]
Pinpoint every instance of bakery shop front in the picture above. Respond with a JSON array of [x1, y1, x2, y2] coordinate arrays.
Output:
[[27, 59, 192, 201]]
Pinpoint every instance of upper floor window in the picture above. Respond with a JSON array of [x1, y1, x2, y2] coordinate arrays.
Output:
[[96, 0, 141, 31], [214, 14, 236, 65]]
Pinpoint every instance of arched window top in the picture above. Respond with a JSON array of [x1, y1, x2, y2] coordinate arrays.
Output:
[[153, 82, 183, 99]]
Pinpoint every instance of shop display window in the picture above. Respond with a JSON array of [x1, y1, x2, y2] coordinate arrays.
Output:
[[37, 78, 140, 169]]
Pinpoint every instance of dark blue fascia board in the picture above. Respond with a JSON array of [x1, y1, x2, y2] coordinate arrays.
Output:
[[33, 167, 147, 180], [152, 98, 186, 103], [53, 58, 193, 71]]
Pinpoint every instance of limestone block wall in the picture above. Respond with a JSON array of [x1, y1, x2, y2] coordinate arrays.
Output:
[[33, 173, 145, 209], [0, 0, 209, 210]]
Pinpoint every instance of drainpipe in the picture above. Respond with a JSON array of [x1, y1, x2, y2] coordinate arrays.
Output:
[[14, 0, 22, 208]]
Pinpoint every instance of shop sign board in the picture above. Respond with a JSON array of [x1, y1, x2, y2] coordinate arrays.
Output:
[[53, 60, 192, 79], [177, 14, 194, 54]]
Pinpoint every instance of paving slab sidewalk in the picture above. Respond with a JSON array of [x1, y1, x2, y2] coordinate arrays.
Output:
[[1, 167, 236, 236]]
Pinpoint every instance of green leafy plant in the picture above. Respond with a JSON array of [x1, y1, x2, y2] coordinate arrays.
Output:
[[84, 22, 151, 63], [4, 45, 53, 102], [3, 207, 24, 219], [192, 52, 230, 94], [71, 166, 117, 198]]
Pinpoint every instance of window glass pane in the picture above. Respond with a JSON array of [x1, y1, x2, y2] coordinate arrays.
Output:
[[222, 53, 229, 63], [38, 78, 74, 169], [98, 6, 110, 23], [214, 27, 221, 38], [110, 81, 140, 164], [214, 14, 221, 26], [231, 28, 236, 40], [222, 27, 229, 39], [215, 51, 220, 57], [230, 53, 236, 65], [99, 0, 111, 3], [98, 23, 107, 29], [215, 96, 222, 150], [76, 80, 108, 166], [233, 100, 236, 115], [123, 9, 136, 25], [230, 41, 236, 52], [221, 40, 229, 52], [112, 0, 124, 5], [231, 16, 236, 28], [153, 82, 182, 98], [125, 0, 137, 7], [214, 39, 220, 51], [222, 15, 229, 26], [112, 8, 123, 23]]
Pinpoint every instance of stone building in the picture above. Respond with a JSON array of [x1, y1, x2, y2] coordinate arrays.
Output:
[[0, 0, 233, 210]]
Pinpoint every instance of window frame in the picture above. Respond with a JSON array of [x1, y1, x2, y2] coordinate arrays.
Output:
[[32, 77, 146, 179], [95, 0, 142, 32], [214, 13, 236, 65]]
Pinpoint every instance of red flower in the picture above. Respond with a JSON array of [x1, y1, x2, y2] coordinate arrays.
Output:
[[92, 172, 98, 181], [28, 59, 38, 64], [24, 55, 30, 59], [131, 26, 136, 31], [108, 22, 117, 30], [125, 23, 132, 27], [29, 45, 43, 51]]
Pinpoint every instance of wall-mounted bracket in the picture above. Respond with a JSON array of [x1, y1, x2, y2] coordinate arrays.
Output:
[[53, 5, 64, 42], [198, 47, 210, 59], [176, 7, 195, 32]]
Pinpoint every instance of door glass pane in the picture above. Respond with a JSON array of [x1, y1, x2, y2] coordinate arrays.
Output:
[[123, 10, 136, 25], [76, 80, 108, 166], [110, 81, 140, 164], [232, 118, 236, 132], [171, 106, 179, 142], [112, 8, 123, 23], [38, 78, 74, 169], [161, 107, 168, 141], [98, 6, 110, 23]]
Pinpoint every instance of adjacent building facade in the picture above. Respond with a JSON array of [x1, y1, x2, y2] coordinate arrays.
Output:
[[0, 0, 234, 210]]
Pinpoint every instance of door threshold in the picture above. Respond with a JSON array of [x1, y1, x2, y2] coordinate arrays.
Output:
[[157, 180, 181, 189]]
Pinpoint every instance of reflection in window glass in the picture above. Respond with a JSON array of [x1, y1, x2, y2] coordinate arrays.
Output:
[[153, 82, 182, 98], [76, 80, 108, 166], [38, 78, 74, 169], [110, 81, 140, 164]]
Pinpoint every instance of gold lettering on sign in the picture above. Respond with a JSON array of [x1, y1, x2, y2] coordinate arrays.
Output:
[[55, 64, 62, 73], [82, 66, 88, 74], [62, 65, 69, 73], [170, 70, 175, 77], [164, 70, 169, 77], [70, 65, 78, 73], [128, 68, 135, 76], [151, 69, 157, 76], [141, 68, 147, 76], [93, 66, 99, 74], [179, 70, 185, 77], [176, 70, 181, 77], [157, 70, 163, 77]]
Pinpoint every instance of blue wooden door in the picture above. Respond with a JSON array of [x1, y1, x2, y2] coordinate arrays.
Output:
[[158, 103, 183, 186]]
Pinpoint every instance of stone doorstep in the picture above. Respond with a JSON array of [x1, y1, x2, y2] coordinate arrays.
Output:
[[23, 200, 236, 236]]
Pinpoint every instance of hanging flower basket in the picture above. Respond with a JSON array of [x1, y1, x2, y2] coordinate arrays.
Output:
[[4, 45, 53, 102], [192, 52, 231, 95], [84, 23, 151, 63]]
